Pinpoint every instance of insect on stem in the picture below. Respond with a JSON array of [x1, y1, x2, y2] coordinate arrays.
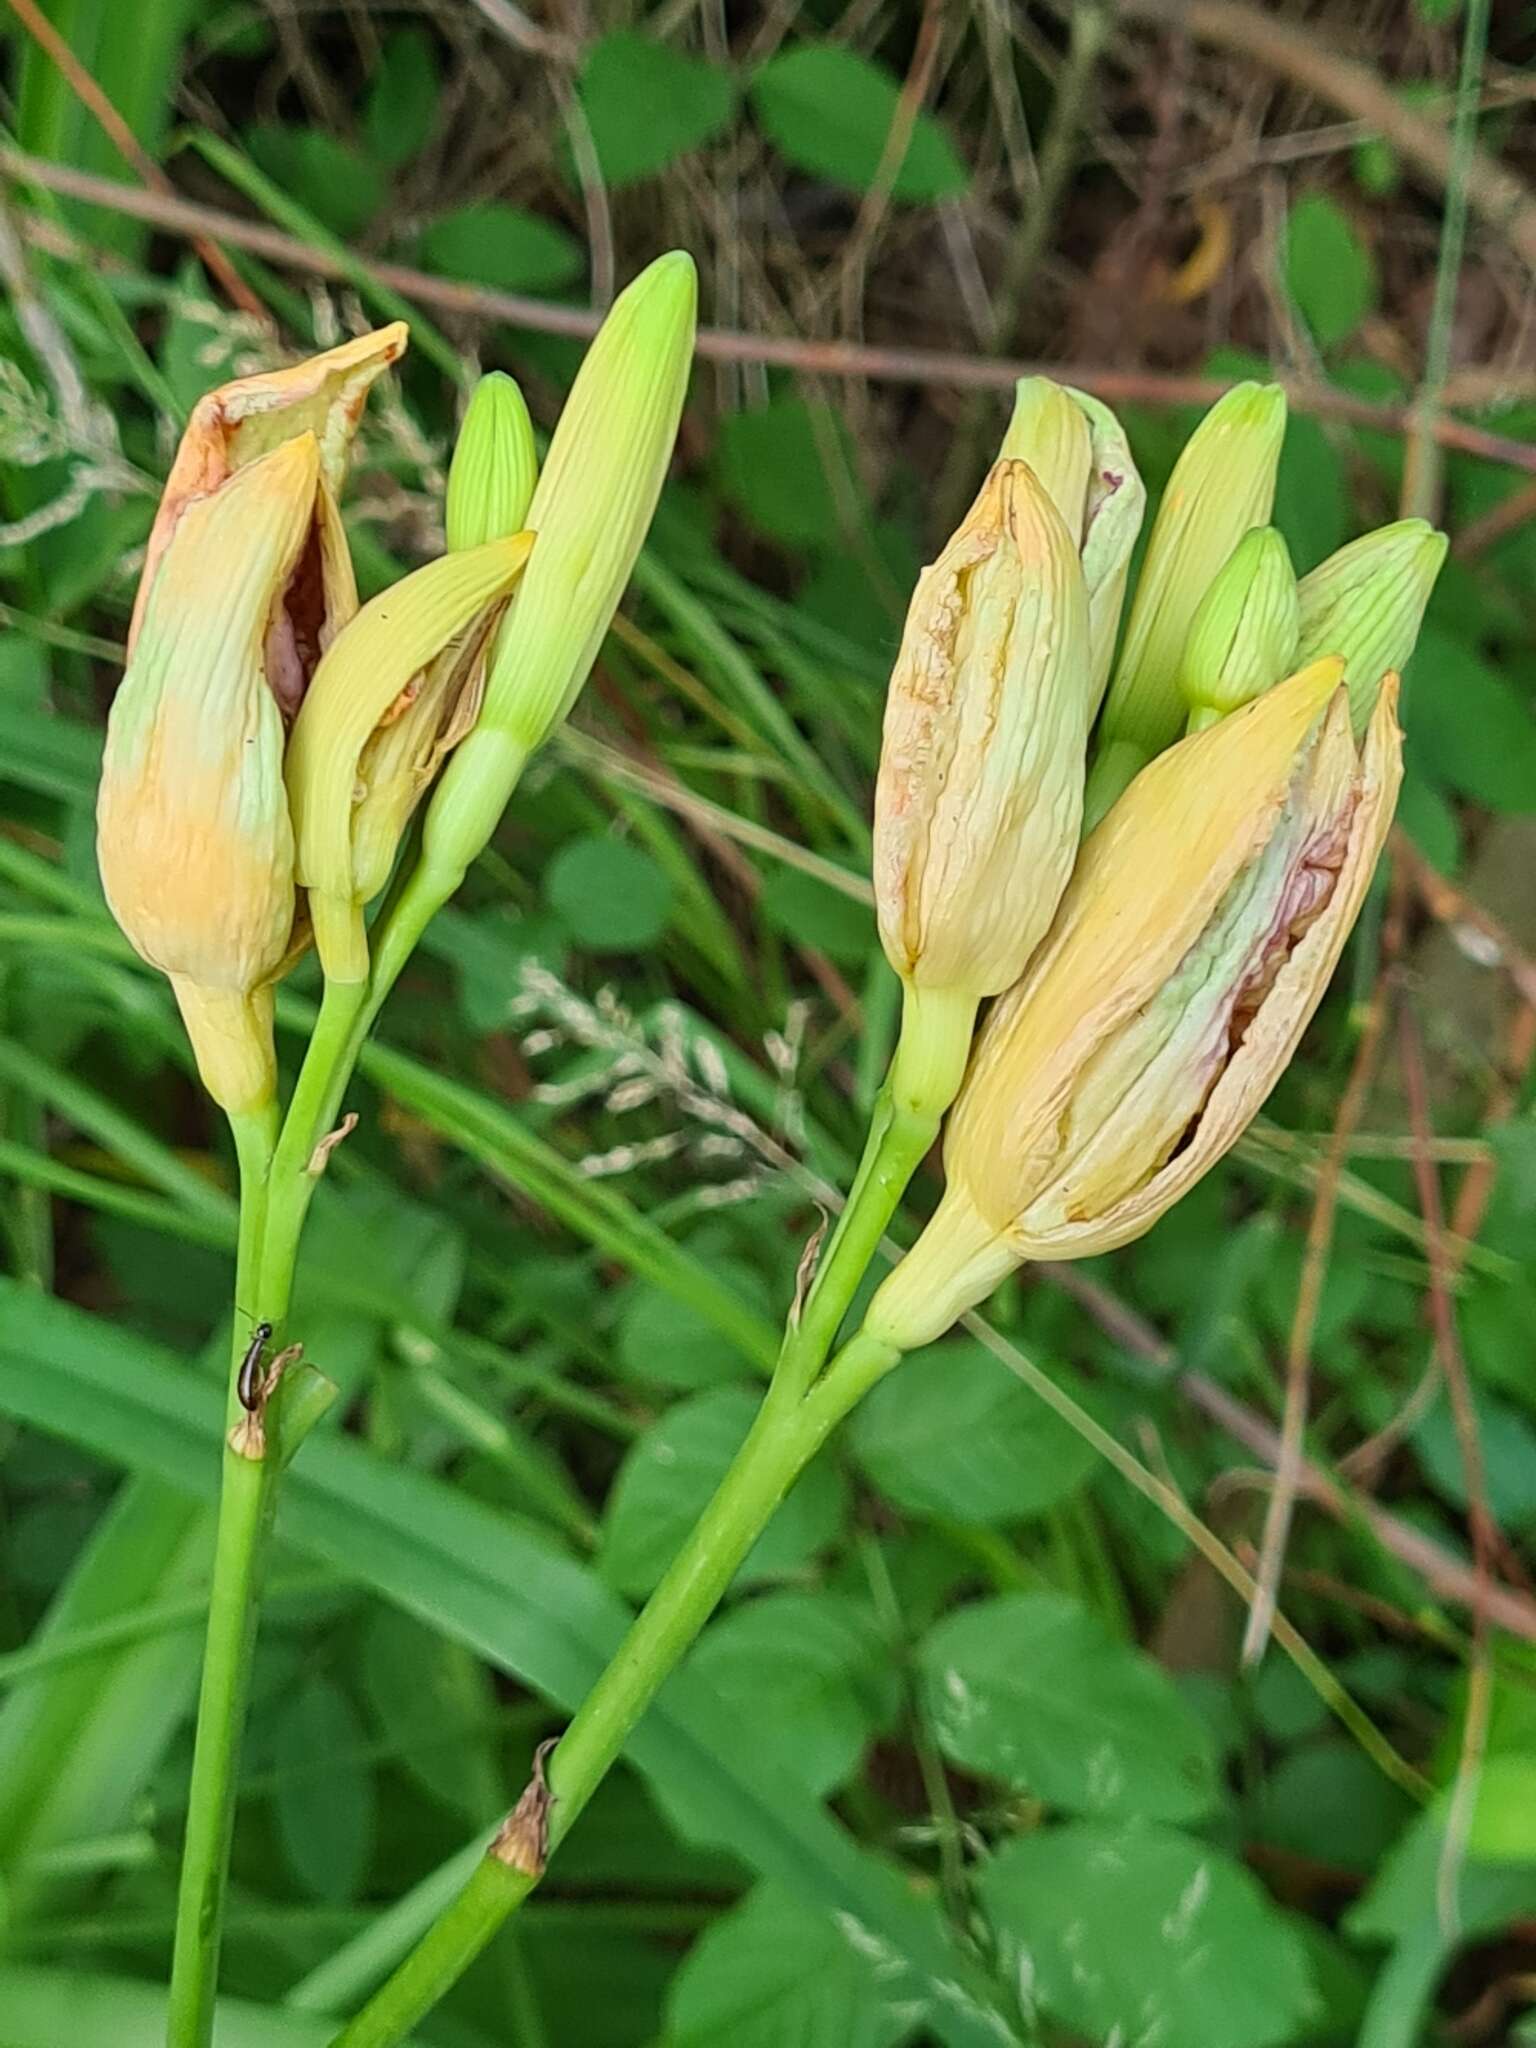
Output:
[[237, 1320, 273, 1413]]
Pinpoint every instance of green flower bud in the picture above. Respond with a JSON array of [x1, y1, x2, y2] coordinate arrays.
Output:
[[1294, 518, 1448, 733], [1179, 525, 1299, 733], [418, 251, 697, 899], [445, 372, 538, 551], [1098, 382, 1288, 759]]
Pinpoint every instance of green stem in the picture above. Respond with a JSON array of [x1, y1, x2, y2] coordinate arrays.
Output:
[[165, 1103, 276, 2048], [774, 982, 973, 1401], [167, 978, 367, 2047], [328, 1328, 903, 2048]]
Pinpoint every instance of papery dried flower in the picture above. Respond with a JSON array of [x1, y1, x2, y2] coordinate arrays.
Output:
[[98, 327, 404, 1112], [865, 658, 1402, 1349]]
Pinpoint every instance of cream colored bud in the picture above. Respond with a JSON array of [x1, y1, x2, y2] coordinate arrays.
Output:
[[446, 372, 538, 551], [866, 658, 1401, 1350], [1098, 382, 1288, 760], [1000, 379, 1145, 713], [1295, 518, 1447, 733], [286, 533, 534, 983], [873, 459, 1091, 1006], [1180, 525, 1299, 732]]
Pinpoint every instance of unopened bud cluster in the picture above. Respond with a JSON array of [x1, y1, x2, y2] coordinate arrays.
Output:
[[97, 257, 697, 1111], [866, 371, 1444, 1348]]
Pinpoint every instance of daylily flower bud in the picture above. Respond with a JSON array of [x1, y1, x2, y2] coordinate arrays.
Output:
[[286, 533, 534, 983], [1001, 379, 1144, 711], [1294, 517, 1447, 734], [1179, 525, 1299, 733], [873, 459, 1092, 1113], [99, 327, 404, 1114], [297, 376, 541, 965], [866, 658, 1401, 1350], [445, 372, 538, 551], [1089, 383, 1288, 820], [417, 252, 697, 904]]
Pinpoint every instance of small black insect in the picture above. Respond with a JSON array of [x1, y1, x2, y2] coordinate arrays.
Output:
[[237, 1321, 274, 1412]]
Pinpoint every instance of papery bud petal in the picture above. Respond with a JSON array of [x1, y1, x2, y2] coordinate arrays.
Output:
[[866, 658, 1401, 1350], [130, 325, 406, 654], [99, 439, 323, 1111], [1000, 379, 1092, 538], [873, 459, 1092, 1008], [286, 533, 534, 981], [1098, 382, 1288, 759], [1294, 517, 1447, 733], [1179, 525, 1299, 731], [446, 372, 538, 550], [418, 253, 697, 899]]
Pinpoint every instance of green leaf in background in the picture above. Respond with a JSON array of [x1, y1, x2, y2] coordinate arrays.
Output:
[[415, 201, 586, 295], [243, 124, 385, 239], [850, 1341, 1096, 1524], [759, 866, 875, 966], [0, 1284, 1017, 2048], [980, 1823, 1316, 2048], [919, 1593, 1219, 1823], [359, 1605, 500, 1821], [600, 1385, 847, 1599], [1404, 626, 1536, 814], [577, 31, 735, 186], [617, 1264, 771, 1390], [364, 27, 442, 169], [715, 395, 866, 550], [426, 904, 568, 1033], [1396, 762, 1462, 874], [1284, 193, 1379, 350], [684, 1591, 895, 1798], [270, 1672, 376, 1903], [545, 834, 676, 950], [0, 1968, 331, 2048], [665, 1884, 920, 2048], [748, 44, 968, 203], [1251, 1743, 1414, 1874]]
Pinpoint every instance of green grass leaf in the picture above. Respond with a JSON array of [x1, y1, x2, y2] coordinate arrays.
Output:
[[415, 201, 586, 295], [919, 1593, 1220, 1824], [271, 1673, 377, 1903], [749, 45, 968, 202], [577, 31, 735, 186], [980, 1821, 1316, 2048], [665, 1883, 921, 2048], [0, 1282, 1021, 2048], [1284, 193, 1379, 351]]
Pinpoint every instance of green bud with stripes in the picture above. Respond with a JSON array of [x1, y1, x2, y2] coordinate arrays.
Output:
[[1179, 525, 1299, 733], [1294, 517, 1447, 734]]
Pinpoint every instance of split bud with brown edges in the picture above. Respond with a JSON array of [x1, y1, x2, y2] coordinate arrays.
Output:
[[96, 327, 405, 1114], [866, 658, 1403, 1351]]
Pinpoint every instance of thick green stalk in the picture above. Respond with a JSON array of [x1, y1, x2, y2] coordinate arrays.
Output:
[[166, 979, 363, 2048], [328, 1328, 903, 2048], [164, 1102, 276, 2048], [776, 983, 973, 1398]]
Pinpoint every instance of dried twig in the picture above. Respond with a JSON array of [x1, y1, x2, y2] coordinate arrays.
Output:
[[9, 152, 1536, 475], [4, 0, 266, 317]]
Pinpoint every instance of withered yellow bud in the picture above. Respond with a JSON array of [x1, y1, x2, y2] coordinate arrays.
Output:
[[286, 533, 534, 983], [445, 372, 538, 551], [874, 459, 1092, 1012], [1001, 379, 1145, 712], [866, 658, 1401, 1350], [129, 324, 405, 660], [100, 440, 319, 1113], [1180, 525, 1299, 732], [1295, 517, 1447, 734], [1098, 382, 1288, 762], [98, 326, 406, 1112]]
